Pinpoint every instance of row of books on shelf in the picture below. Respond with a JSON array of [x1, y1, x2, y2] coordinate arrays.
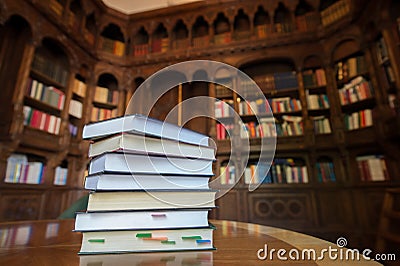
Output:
[[338, 76, 374, 105], [23, 106, 61, 135], [91, 107, 118, 122], [316, 162, 336, 182], [302, 68, 327, 88], [77, 114, 216, 254], [295, 12, 320, 32], [344, 109, 373, 130], [274, 23, 293, 33], [68, 123, 78, 137], [192, 35, 210, 48], [240, 116, 303, 138], [5, 156, 72, 186], [307, 94, 330, 110], [240, 120, 276, 139], [216, 123, 234, 140], [71, 78, 87, 98], [214, 100, 234, 118], [151, 38, 169, 53], [269, 97, 302, 113], [313, 116, 332, 134], [133, 44, 149, 56], [253, 71, 298, 91], [53, 166, 68, 185], [214, 32, 232, 45], [219, 165, 235, 185], [173, 39, 190, 50], [5, 154, 45, 184], [245, 159, 309, 184], [320, 0, 351, 26], [100, 37, 125, 57], [255, 24, 272, 38], [31, 53, 69, 86], [336, 55, 366, 82], [93, 86, 119, 105], [69, 99, 83, 119], [276, 116, 304, 137], [215, 80, 233, 97], [356, 155, 389, 181], [26, 78, 65, 110]]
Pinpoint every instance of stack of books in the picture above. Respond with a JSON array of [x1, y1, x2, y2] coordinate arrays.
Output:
[[75, 114, 217, 254]]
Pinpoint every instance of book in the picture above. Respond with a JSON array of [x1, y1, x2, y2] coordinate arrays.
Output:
[[85, 173, 210, 191], [75, 209, 211, 231], [83, 114, 211, 147], [88, 133, 215, 160], [79, 251, 214, 265], [88, 152, 214, 176], [87, 191, 216, 211], [79, 226, 215, 254]]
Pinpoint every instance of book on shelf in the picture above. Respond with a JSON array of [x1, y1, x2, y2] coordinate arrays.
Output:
[[269, 97, 302, 113], [68, 99, 83, 119], [23, 106, 61, 135], [320, 0, 351, 26], [85, 173, 210, 191], [316, 162, 336, 182], [356, 155, 389, 181], [219, 165, 235, 185], [4, 154, 45, 184], [214, 100, 234, 118], [216, 122, 233, 140], [312, 116, 332, 134], [79, 250, 213, 266], [88, 133, 215, 159], [72, 79, 87, 98], [91, 107, 118, 122], [344, 109, 373, 130], [270, 159, 308, 184], [87, 190, 216, 212], [26, 78, 65, 110], [244, 162, 272, 184], [83, 114, 212, 147], [275, 115, 304, 136], [79, 226, 215, 254], [75, 209, 211, 231], [338, 76, 373, 105], [68, 123, 78, 137], [88, 152, 214, 176], [53, 166, 68, 185], [307, 94, 330, 110]]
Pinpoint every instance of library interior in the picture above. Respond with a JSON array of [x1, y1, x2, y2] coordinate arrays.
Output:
[[0, 0, 399, 257]]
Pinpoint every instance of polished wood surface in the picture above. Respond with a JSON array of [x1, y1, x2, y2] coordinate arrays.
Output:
[[0, 219, 381, 265]]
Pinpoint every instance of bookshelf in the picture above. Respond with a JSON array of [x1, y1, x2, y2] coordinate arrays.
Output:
[[151, 23, 169, 53], [213, 13, 231, 45], [91, 73, 120, 122], [132, 26, 149, 57], [254, 6, 272, 39], [0, 0, 400, 252], [192, 16, 210, 48], [99, 23, 126, 57]]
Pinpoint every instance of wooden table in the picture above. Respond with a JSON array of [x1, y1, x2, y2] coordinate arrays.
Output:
[[0, 219, 381, 265]]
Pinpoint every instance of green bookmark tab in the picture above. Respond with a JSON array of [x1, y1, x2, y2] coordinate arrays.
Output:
[[136, 233, 152, 238], [161, 240, 176, 245], [88, 239, 105, 243], [181, 236, 202, 240]]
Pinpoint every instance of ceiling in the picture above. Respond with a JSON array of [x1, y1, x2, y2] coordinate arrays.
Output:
[[102, 0, 203, 15]]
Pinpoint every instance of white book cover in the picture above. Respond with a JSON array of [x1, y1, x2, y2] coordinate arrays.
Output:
[[75, 209, 210, 231], [88, 152, 213, 176]]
